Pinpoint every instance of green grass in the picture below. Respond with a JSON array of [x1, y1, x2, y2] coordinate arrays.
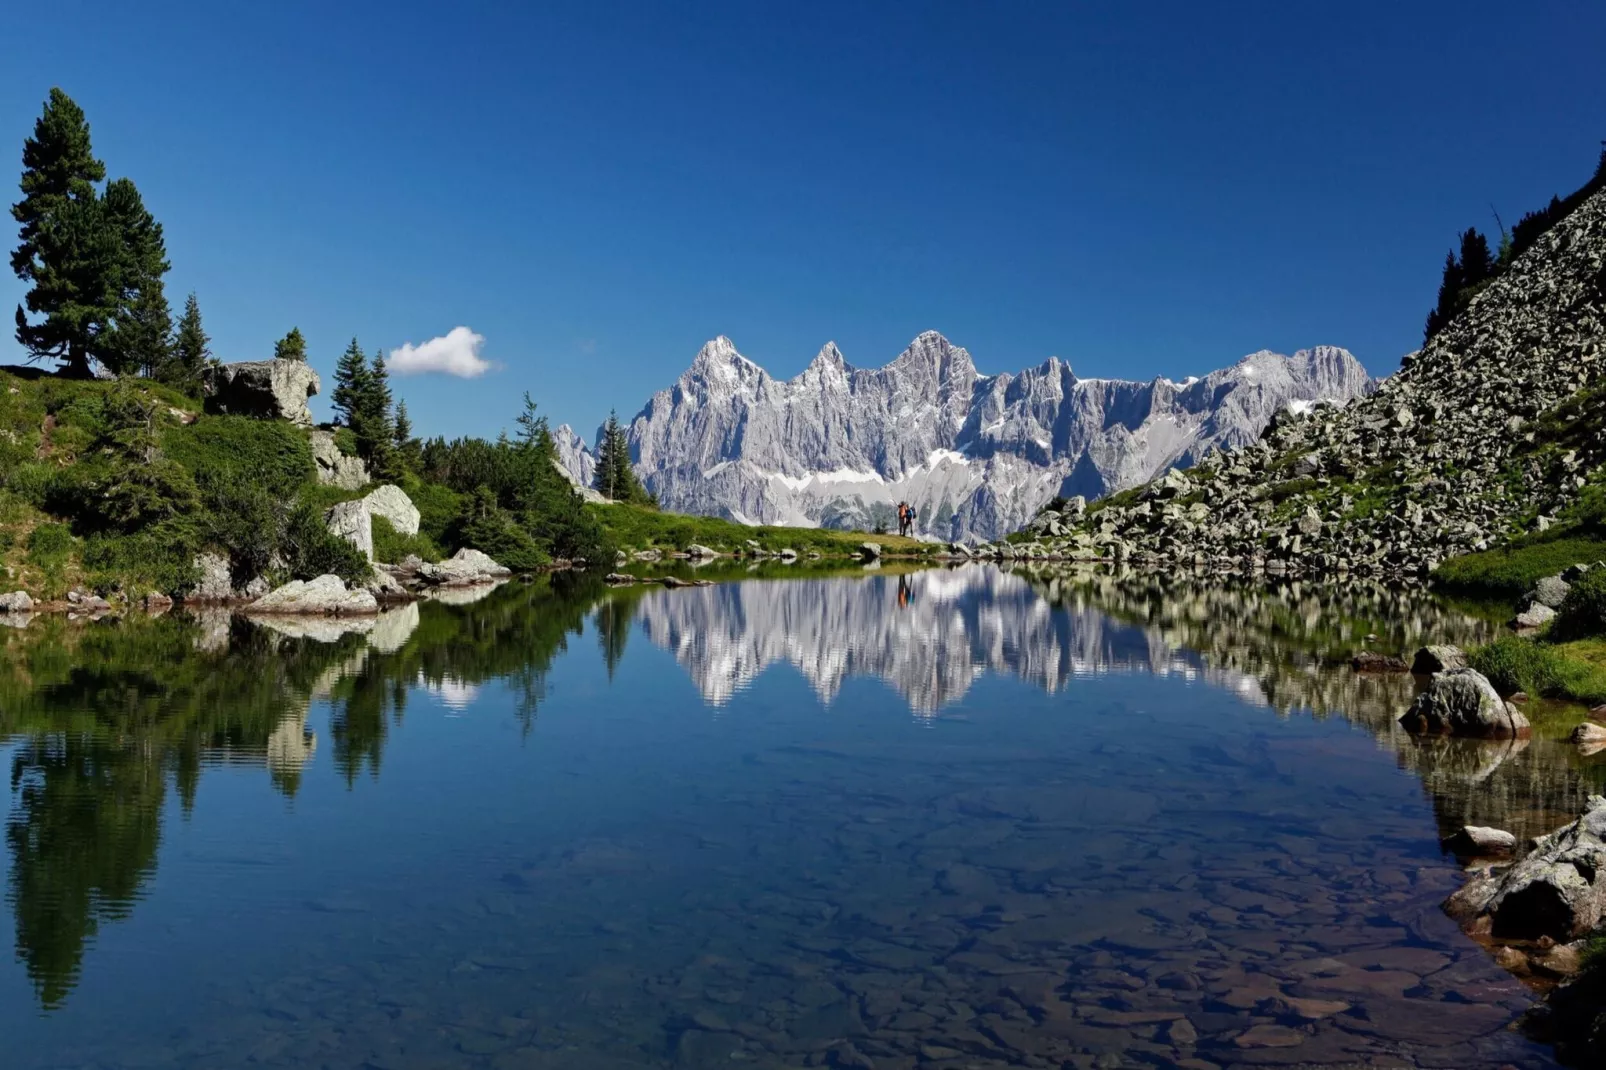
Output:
[[1469, 636, 1606, 705], [1431, 536, 1606, 599], [591, 500, 932, 556]]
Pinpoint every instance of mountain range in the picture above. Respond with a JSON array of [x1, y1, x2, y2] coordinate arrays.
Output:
[[555, 332, 1374, 541]]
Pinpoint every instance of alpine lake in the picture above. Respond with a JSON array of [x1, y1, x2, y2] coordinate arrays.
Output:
[[0, 561, 1597, 1070]]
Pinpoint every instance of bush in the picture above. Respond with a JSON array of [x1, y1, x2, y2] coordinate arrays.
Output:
[[458, 508, 550, 571], [400, 476, 462, 547], [281, 502, 371, 585], [1556, 569, 1606, 639], [332, 427, 358, 458], [82, 525, 198, 596], [26, 522, 74, 598], [372, 515, 440, 564], [163, 416, 316, 499]]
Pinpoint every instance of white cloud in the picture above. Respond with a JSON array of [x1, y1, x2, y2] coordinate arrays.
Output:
[[389, 326, 493, 378]]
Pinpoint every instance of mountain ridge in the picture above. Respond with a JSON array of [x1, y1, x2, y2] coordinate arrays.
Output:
[[557, 335, 1374, 541]]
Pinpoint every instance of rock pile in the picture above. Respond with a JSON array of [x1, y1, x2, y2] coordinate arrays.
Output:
[[1011, 186, 1606, 577]]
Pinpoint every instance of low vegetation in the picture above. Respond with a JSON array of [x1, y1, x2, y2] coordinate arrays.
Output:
[[593, 500, 931, 557]]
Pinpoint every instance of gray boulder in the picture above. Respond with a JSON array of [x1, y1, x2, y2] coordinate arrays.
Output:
[[1445, 825, 1518, 856], [326, 500, 374, 561], [1527, 574, 1572, 609], [1447, 797, 1606, 941], [684, 543, 718, 559], [1399, 668, 1531, 739], [362, 484, 420, 537], [859, 542, 882, 560], [248, 574, 379, 615], [1513, 602, 1558, 630], [190, 552, 235, 601], [201, 359, 320, 427], [1412, 645, 1468, 674], [417, 548, 511, 586], [309, 429, 369, 490], [0, 590, 34, 613]]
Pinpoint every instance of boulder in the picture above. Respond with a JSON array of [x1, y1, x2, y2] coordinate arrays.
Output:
[[1513, 602, 1558, 630], [201, 358, 320, 427], [326, 500, 374, 561], [778, 548, 798, 560], [190, 552, 235, 601], [1296, 506, 1323, 536], [1528, 574, 1572, 609], [859, 542, 883, 560], [1060, 495, 1087, 519], [248, 574, 379, 615], [416, 548, 510, 587], [1412, 645, 1468, 674], [309, 429, 369, 490], [0, 590, 34, 613], [362, 484, 420, 537], [1398, 668, 1531, 739], [684, 544, 718, 559], [1445, 826, 1518, 856], [662, 576, 713, 588], [1446, 797, 1606, 941], [1572, 723, 1606, 745], [1350, 651, 1409, 672]]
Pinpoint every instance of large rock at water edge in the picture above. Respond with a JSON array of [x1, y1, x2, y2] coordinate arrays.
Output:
[[1447, 796, 1606, 941], [248, 574, 378, 615], [309, 429, 369, 490], [201, 359, 320, 427], [1412, 645, 1467, 674], [362, 484, 421, 537], [0, 590, 33, 613], [417, 548, 511, 586], [1399, 668, 1531, 739]]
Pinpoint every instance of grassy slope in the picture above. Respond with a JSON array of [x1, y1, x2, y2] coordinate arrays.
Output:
[[591, 500, 934, 556], [1433, 536, 1606, 599]]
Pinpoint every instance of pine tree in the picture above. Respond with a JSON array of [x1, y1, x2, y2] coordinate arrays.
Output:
[[1458, 228, 1494, 288], [11, 88, 117, 377], [101, 177, 171, 377], [393, 399, 421, 472], [273, 327, 307, 361], [332, 338, 368, 430], [362, 350, 397, 477], [592, 412, 623, 499], [166, 292, 209, 389]]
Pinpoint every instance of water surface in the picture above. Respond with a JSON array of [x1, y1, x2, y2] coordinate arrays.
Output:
[[1, 565, 1596, 1069]]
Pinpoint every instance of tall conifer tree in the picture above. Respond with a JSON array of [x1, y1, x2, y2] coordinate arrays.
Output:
[[167, 292, 209, 389], [102, 177, 171, 377]]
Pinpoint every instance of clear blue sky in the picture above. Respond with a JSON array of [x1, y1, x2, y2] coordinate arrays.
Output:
[[2, 1, 1603, 440]]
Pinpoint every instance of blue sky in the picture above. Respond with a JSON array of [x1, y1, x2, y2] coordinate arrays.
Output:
[[2, 1, 1603, 440]]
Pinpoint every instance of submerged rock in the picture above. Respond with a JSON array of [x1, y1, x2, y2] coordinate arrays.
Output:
[[1398, 668, 1531, 739]]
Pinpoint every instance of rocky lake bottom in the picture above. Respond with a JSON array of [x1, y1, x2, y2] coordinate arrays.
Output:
[[0, 564, 1599, 1069]]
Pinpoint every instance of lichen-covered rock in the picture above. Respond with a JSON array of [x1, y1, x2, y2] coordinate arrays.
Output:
[[201, 359, 320, 427], [362, 484, 420, 537], [1399, 668, 1531, 739], [1412, 645, 1468, 674], [1446, 796, 1606, 941], [416, 548, 510, 587], [248, 574, 378, 615], [0, 590, 34, 613], [190, 552, 235, 601], [326, 499, 373, 561], [1528, 574, 1572, 609], [309, 429, 369, 490]]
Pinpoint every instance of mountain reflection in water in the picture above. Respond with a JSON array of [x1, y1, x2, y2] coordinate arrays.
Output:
[[0, 564, 1594, 1069]]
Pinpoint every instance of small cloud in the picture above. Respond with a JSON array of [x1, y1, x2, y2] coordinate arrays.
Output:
[[390, 326, 492, 378]]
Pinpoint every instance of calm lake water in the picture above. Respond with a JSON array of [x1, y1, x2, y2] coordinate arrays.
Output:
[[0, 564, 1598, 1069]]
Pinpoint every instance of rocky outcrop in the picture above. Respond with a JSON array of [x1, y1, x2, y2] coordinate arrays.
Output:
[[1399, 669, 1532, 739], [362, 484, 420, 536], [1447, 796, 1606, 941], [557, 335, 1371, 542], [324, 485, 419, 562], [201, 358, 320, 427], [309, 429, 369, 490], [247, 574, 379, 615], [326, 500, 373, 560], [1022, 184, 1606, 577]]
